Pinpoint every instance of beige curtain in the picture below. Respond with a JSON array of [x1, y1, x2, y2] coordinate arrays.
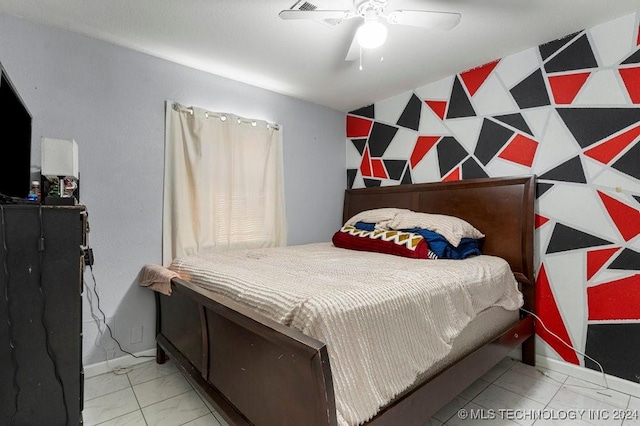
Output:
[[163, 101, 286, 265]]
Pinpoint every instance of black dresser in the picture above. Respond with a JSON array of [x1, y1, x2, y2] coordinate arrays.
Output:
[[0, 205, 86, 425]]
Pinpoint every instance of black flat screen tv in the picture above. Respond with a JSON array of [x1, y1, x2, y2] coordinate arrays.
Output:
[[0, 63, 32, 199]]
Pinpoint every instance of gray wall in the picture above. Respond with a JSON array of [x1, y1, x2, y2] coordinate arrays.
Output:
[[0, 13, 346, 365]]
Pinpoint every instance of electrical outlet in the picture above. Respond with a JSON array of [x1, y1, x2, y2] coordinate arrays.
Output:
[[131, 326, 143, 344]]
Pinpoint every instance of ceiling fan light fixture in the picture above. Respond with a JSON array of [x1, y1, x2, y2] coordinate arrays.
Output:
[[356, 18, 387, 49]]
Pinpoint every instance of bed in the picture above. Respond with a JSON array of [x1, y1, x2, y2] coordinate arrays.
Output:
[[153, 175, 536, 426]]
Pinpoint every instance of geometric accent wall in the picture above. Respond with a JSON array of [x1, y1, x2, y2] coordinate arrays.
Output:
[[345, 11, 640, 384]]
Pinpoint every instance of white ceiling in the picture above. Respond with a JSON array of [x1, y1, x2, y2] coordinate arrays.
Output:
[[1, 0, 640, 112]]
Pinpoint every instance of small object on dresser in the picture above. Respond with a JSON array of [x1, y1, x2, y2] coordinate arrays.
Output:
[[27, 180, 41, 202]]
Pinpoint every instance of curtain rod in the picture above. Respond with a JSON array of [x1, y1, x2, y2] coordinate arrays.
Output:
[[172, 102, 280, 130]]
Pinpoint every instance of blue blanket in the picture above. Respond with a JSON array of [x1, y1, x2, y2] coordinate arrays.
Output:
[[354, 222, 482, 259]]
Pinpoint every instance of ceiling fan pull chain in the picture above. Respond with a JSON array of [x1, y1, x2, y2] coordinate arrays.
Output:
[[359, 45, 363, 71]]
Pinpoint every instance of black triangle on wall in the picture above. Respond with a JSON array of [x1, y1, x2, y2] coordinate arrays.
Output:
[[608, 248, 640, 271], [351, 139, 367, 155], [537, 183, 554, 198], [349, 104, 375, 119], [383, 160, 407, 181], [474, 119, 515, 165], [557, 108, 640, 149], [510, 69, 550, 109], [622, 49, 640, 65], [539, 32, 581, 61], [437, 137, 469, 177], [401, 166, 413, 185], [493, 113, 534, 136], [363, 178, 381, 188], [347, 169, 357, 189], [461, 157, 488, 179], [446, 76, 476, 119], [585, 323, 640, 383], [633, 195, 640, 205], [397, 94, 422, 131], [368, 122, 399, 157], [544, 34, 598, 73], [539, 156, 587, 184], [612, 142, 640, 180], [546, 223, 613, 254]]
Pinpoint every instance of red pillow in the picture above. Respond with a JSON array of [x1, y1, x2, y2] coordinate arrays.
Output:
[[332, 226, 429, 259]]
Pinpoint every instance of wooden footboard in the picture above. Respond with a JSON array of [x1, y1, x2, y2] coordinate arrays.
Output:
[[156, 278, 337, 426]]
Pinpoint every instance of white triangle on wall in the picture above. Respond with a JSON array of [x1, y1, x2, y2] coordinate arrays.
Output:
[[589, 13, 636, 67], [415, 75, 455, 100], [418, 103, 450, 135], [532, 109, 581, 174], [537, 184, 619, 243], [544, 251, 588, 354], [375, 91, 413, 126], [521, 107, 552, 139], [592, 166, 640, 194], [383, 127, 418, 160], [495, 47, 542, 89], [411, 147, 441, 183], [485, 158, 529, 176], [352, 171, 365, 189], [446, 117, 483, 154], [472, 74, 519, 116], [573, 70, 629, 106]]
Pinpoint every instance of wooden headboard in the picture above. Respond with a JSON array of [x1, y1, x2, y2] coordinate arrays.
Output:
[[343, 176, 535, 285]]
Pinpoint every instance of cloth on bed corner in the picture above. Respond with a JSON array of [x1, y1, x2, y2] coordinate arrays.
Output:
[[137, 264, 181, 295]]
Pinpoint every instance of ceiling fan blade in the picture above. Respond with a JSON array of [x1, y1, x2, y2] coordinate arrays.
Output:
[[387, 10, 461, 30], [345, 31, 359, 61], [279, 9, 354, 21]]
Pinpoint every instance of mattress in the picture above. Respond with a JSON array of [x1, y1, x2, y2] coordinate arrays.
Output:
[[170, 242, 523, 425]]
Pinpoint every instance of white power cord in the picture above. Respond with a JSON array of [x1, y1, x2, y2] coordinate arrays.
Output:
[[520, 307, 610, 391]]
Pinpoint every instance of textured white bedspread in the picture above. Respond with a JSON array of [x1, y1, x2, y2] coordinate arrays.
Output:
[[170, 243, 523, 425]]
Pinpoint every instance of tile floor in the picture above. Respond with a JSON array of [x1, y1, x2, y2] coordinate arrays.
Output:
[[84, 357, 640, 425]]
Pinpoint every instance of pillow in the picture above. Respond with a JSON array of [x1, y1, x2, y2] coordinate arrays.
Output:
[[332, 225, 429, 259], [387, 212, 484, 247], [344, 208, 411, 228]]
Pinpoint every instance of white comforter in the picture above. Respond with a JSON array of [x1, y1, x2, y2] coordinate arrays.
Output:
[[170, 242, 523, 425]]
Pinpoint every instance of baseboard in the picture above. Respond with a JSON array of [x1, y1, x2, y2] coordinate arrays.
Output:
[[83, 348, 157, 378], [534, 355, 640, 397]]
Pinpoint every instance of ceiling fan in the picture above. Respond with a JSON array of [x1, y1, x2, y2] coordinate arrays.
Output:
[[279, 0, 461, 61]]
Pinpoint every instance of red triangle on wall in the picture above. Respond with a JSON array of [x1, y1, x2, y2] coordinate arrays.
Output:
[[584, 124, 640, 164], [443, 167, 460, 182], [347, 115, 373, 138], [598, 190, 640, 241], [586, 247, 620, 281], [498, 134, 539, 167], [360, 147, 372, 177], [425, 100, 447, 120], [410, 136, 440, 168], [535, 265, 580, 365], [371, 158, 388, 179], [535, 214, 550, 229], [459, 60, 500, 96], [619, 67, 640, 104], [548, 72, 590, 104], [588, 275, 640, 320]]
